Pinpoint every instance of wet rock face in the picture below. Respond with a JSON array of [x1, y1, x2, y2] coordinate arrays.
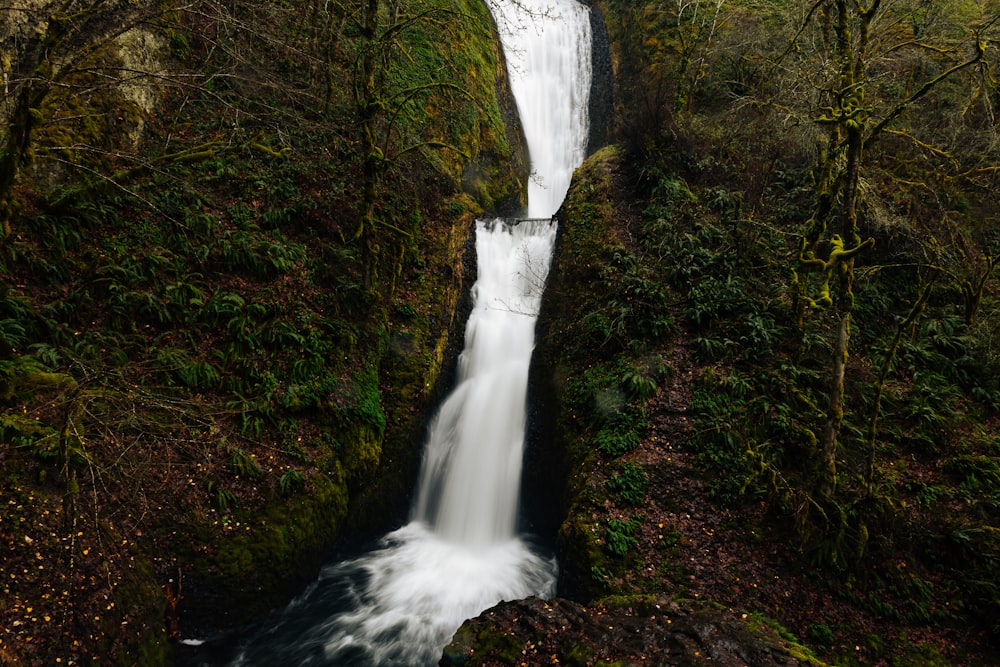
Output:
[[441, 596, 819, 667], [585, 3, 613, 156]]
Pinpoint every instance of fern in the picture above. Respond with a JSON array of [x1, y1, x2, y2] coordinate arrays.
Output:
[[177, 361, 221, 389], [0, 318, 28, 352], [608, 462, 648, 505], [279, 468, 306, 494], [229, 447, 262, 478], [214, 486, 238, 512], [621, 369, 657, 401], [605, 515, 643, 557], [594, 427, 639, 458]]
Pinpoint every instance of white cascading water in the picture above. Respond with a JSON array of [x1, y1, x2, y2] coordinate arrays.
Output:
[[412, 219, 559, 545], [495, 0, 592, 218], [191, 1, 592, 664]]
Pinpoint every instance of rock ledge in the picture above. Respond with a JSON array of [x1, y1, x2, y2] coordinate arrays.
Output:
[[441, 596, 824, 666]]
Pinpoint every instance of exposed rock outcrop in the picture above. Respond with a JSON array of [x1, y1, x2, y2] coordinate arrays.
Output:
[[442, 596, 824, 666]]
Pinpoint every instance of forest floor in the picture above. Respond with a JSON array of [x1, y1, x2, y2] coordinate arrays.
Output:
[[614, 338, 999, 667]]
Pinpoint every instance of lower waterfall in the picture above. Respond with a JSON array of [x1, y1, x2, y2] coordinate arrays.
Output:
[[199, 219, 559, 666]]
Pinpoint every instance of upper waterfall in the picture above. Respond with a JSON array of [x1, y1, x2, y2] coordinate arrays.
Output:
[[492, 0, 593, 218]]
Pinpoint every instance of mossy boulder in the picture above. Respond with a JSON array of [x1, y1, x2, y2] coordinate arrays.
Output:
[[177, 472, 349, 633], [99, 556, 170, 666], [441, 596, 829, 666]]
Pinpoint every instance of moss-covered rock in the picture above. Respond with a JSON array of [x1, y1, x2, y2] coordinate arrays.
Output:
[[101, 555, 170, 666], [345, 198, 481, 538], [0, 364, 78, 401], [176, 471, 349, 633], [441, 596, 829, 666], [528, 144, 640, 592]]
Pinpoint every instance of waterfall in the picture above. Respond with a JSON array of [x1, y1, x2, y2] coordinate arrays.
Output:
[[412, 218, 558, 546], [186, 1, 592, 664], [492, 0, 592, 219]]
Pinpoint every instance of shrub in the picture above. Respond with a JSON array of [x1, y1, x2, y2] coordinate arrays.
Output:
[[605, 515, 643, 557], [608, 462, 648, 505], [594, 427, 639, 458]]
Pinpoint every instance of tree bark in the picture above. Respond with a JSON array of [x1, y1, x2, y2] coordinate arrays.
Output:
[[817, 0, 874, 499]]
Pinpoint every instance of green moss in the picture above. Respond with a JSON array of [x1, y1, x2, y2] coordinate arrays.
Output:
[[216, 472, 348, 582], [444, 623, 525, 664], [0, 366, 77, 400], [743, 612, 827, 666], [0, 412, 55, 442], [340, 422, 383, 479], [561, 643, 595, 666], [890, 642, 952, 667], [105, 556, 169, 666]]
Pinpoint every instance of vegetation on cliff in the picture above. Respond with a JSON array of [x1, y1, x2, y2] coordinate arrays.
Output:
[[532, 1, 1000, 665], [0, 0, 524, 663]]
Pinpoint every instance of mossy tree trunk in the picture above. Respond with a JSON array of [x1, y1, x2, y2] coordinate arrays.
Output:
[[356, 0, 385, 292], [347, 0, 475, 293], [0, 13, 60, 242], [796, 0, 993, 501], [812, 0, 878, 500], [0, 88, 40, 240]]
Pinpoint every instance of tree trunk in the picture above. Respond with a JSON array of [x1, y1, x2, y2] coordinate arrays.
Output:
[[357, 0, 382, 292], [820, 310, 848, 498], [0, 62, 48, 242]]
